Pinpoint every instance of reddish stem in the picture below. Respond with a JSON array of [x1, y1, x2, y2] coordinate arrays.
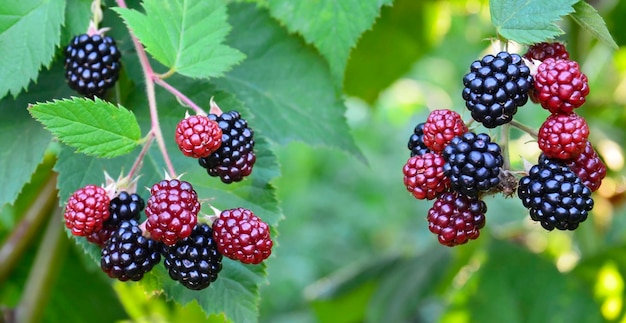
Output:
[[153, 77, 207, 115]]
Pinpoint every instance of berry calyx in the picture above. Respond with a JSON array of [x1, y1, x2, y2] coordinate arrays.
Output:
[[145, 179, 200, 246], [403, 153, 450, 200], [161, 223, 223, 290], [64, 185, 110, 236], [175, 115, 223, 158], [64, 33, 121, 97], [462, 51, 533, 128], [212, 208, 273, 264], [407, 122, 431, 157], [538, 113, 589, 161], [427, 192, 487, 247], [567, 141, 606, 192], [523, 42, 570, 61], [422, 109, 468, 152], [198, 111, 256, 183], [534, 58, 589, 114], [100, 220, 161, 281]]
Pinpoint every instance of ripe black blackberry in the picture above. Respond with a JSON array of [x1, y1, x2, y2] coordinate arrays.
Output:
[[518, 155, 594, 231], [407, 122, 431, 156], [198, 111, 256, 183], [64, 33, 121, 97], [105, 191, 144, 227], [443, 132, 503, 197], [161, 223, 223, 290], [462, 51, 533, 128], [100, 220, 161, 281]]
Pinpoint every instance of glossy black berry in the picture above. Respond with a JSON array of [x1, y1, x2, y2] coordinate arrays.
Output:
[[462, 51, 533, 128], [105, 191, 144, 227], [64, 34, 121, 97], [518, 155, 594, 231], [100, 220, 161, 281], [443, 132, 503, 197], [161, 223, 223, 290], [408, 122, 431, 157], [198, 111, 255, 183]]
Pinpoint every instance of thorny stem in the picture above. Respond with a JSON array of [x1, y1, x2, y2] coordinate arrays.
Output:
[[116, 0, 177, 178], [510, 119, 539, 139], [501, 123, 511, 171], [153, 77, 207, 115]]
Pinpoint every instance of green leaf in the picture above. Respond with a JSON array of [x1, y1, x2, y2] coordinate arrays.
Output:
[[267, 0, 391, 84], [61, 0, 92, 45], [215, 3, 361, 156], [489, 0, 578, 44], [0, 0, 65, 99], [29, 98, 142, 158], [113, 0, 245, 79], [570, 1, 619, 50]]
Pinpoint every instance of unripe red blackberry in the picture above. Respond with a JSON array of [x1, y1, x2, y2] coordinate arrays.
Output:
[[175, 115, 223, 158], [567, 141, 606, 192], [534, 58, 589, 114], [524, 42, 570, 61], [64, 185, 110, 236], [64, 33, 121, 97], [422, 109, 468, 152], [427, 192, 487, 247], [145, 179, 200, 246], [462, 51, 533, 128], [403, 153, 450, 200], [198, 111, 255, 183], [161, 223, 223, 290], [212, 208, 273, 264], [538, 113, 589, 161]]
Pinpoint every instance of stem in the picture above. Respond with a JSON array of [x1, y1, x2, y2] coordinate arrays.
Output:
[[14, 205, 68, 323], [510, 119, 538, 139], [153, 78, 207, 115], [0, 173, 58, 285], [501, 123, 511, 170], [116, 0, 177, 178], [127, 131, 155, 180]]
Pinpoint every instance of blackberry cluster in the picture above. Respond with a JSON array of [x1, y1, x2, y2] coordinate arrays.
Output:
[[162, 223, 223, 290], [199, 111, 256, 183], [442, 132, 503, 197], [407, 123, 431, 156], [462, 51, 533, 128], [100, 219, 162, 281], [518, 156, 594, 231], [64, 34, 121, 97]]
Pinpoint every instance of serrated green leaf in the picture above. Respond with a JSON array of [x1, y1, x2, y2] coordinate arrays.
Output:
[[113, 0, 244, 79], [29, 98, 141, 158], [490, 0, 578, 44], [267, 0, 391, 84], [215, 3, 361, 157], [570, 1, 619, 50], [0, 0, 65, 99]]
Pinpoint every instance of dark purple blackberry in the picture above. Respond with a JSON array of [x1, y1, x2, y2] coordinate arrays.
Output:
[[462, 51, 533, 128], [161, 223, 223, 290], [64, 33, 121, 97], [442, 132, 503, 197], [100, 219, 161, 281], [518, 156, 594, 231], [427, 192, 487, 247], [105, 191, 144, 227], [408, 122, 431, 156], [198, 111, 255, 183]]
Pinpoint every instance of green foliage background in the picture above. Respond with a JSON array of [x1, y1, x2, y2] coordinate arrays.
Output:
[[1, 0, 626, 322]]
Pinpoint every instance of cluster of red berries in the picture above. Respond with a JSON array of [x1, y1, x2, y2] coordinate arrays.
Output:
[[403, 42, 606, 246], [63, 179, 273, 290]]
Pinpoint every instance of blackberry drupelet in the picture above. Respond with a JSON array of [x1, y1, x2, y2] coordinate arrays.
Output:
[[427, 192, 487, 247], [462, 51, 533, 128], [100, 220, 161, 281], [518, 156, 594, 231], [198, 111, 256, 183], [443, 132, 503, 197], [162, 223, 223, 290], [64, 34, 121, 97], [407, 122, 431, 156]]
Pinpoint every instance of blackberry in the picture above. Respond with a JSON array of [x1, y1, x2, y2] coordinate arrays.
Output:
[[567, 141, 606, 192], [403, 153, 450, 200], [518, 156, 594, 231], [443, 132, 503, 197], [64, 34, 121, 97], [462, 51, 533, 128], [64, 184, 110, 236], [105, 191, 144, 227], [162, 223, 223, 290], [534, 58, 589, 114], [408, 122, 431, 156], [100, 220, 161, 281], [422, 109, 468, 153], [538, 113, 589, 161], [198, 111, 256, 183], [212, 208, 273, 264], [523, 42, 570, 62], [427, 192, 487, 247]]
